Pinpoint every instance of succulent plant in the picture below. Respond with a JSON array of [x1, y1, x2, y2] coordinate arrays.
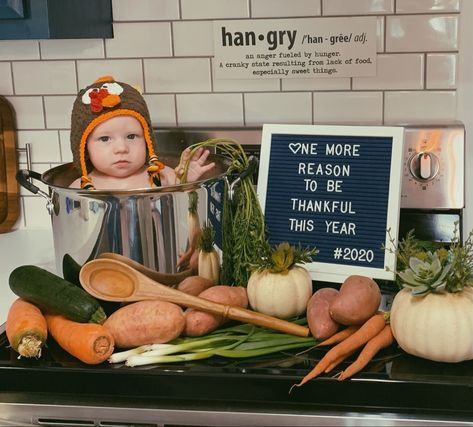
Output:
[[384, 223, 473, 296], [251, 241, 319, 274], [397, 251, 452, 296]]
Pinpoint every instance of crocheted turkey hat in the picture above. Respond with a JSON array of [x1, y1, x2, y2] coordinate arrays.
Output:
[[70, 75, 164, 189]]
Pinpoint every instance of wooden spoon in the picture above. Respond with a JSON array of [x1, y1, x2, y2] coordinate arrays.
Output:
[[80, 258, 310, 337], [97, 252, 193, 286]]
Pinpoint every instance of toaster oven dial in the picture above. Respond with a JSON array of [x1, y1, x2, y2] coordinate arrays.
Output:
[[408, 152, 440, 182]]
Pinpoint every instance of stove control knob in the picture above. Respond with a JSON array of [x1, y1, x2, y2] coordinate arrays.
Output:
[[408, 152, 439, 182]]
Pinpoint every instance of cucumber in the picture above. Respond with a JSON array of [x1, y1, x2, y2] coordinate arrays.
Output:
[[62, 253, 82, 287], [9, 265, 106, 324]]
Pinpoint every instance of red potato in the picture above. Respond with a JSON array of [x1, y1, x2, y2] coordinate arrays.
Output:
[[104, 300, 185, 348], [329, 275, 381, 326], [184, 285, 248, 337], [307, 287, 340, 340], [176, 275, 215, 296]]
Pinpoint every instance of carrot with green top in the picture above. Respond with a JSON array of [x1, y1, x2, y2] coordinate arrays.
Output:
[[336, 324, 394, 381], [292, 312, 388, 388]]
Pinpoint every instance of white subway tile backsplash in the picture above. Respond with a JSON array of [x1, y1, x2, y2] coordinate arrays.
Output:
[[384, 91, 456, 122], [173, 21, 214, 56], [245, 92, 312, 125], [13, 62, 77, 95], [0, 1, 464, 233], [106, 23, 172, 58], [213, 77, 279, 92], [12, 195, 26, 228], [251, 0, 321, 17], [353, 54, 424, 90], [177, 93, 243, 126], [322, 0, 394, 15], [5, 96, 44, 129], [44, 96, 75, 129], [426, 53, 457, 89], [17, 130, 61, 163], [377, 16, 385, 52], [282, 76, 350, 91], [18, 162, 52, 197], [144, 58, 211, 92], [76, 59, 143, 90], [112, 0, 180, 21], [386, 15, 458, 52], [0, 62, 13, 95], [180, 0, 249, 19], [59, 130, 73, 163], [396, 0, 460, 13], [313, 91, 383, 124], [0, 40, 39, 60], [40, 39, 105, 60], [143, 94, 177, 127], [22, 196, 53, 229]]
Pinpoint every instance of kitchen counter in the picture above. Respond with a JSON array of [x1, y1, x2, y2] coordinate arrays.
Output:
[[0, 229, 55, 323], [0, 324, 472, 427]]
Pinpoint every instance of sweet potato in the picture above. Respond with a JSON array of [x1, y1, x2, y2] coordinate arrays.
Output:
[[184, 285, 248, 337], [306, 287, 340, 340], [104, 300, 185, 348], [176, 275, 215, 296], [329, 275, 381, 326]]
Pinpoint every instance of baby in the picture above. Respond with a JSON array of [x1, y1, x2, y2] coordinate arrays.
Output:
[[69, 76, 214, 190]]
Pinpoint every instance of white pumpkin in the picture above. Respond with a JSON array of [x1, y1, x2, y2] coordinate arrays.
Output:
[[247, 266, 312, 319], [390, 287, 473, 363]]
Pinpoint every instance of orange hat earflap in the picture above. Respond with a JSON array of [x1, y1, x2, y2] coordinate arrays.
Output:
[[147, 154, 165, 187]]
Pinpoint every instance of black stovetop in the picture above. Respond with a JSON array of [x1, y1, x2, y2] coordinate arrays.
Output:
[[1, 325, 473, 423]]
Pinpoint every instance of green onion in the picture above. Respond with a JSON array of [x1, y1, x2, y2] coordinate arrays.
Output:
[[108, 344, 174, 364], [126, 351, 213, 367], [109, 319, 317, 367]]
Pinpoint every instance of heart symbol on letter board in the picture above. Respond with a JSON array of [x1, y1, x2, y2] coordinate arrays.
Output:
[[288, 143, 301, 154]]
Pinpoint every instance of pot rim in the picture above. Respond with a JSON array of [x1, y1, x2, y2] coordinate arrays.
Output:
[[40, 153, 232, 196]]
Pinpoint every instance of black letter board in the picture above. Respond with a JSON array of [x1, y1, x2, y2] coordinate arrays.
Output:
[[257, 124, 403, 283]]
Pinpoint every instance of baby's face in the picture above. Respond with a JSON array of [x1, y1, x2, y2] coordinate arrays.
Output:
[[87, 115, 147, 178]]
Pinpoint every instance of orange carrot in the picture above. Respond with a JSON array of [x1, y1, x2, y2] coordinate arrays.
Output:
[[293, 312, 387, 388], [6, 298, 47, 358], [316, 325, 360, 347], [177, 247, 194, 269], [45, 314, 114, 365], [337, 324, 394, 381], [324, 348, 358, 374]]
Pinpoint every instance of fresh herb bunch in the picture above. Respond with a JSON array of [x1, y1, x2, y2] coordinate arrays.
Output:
[[251, 241, 319, 274], [180, 138, 267, 286], [384, 223, 473, 295]]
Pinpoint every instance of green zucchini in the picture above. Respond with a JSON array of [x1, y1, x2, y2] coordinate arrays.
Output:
[[9, 265, 106, 324], [62, 253, 82, 287]]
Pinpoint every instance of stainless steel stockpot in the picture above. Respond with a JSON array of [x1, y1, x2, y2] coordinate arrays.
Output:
[[17, 153, 240, 276]]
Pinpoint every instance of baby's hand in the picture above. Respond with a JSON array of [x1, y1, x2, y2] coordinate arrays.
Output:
[[176, 147, 215, 183]]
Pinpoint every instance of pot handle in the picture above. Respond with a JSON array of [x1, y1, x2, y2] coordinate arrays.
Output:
[[16, 169, 54, 215], [227, 155, 258, 201]]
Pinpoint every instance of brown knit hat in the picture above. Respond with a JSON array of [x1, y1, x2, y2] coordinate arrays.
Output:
[[70, 75, 164, 189]]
